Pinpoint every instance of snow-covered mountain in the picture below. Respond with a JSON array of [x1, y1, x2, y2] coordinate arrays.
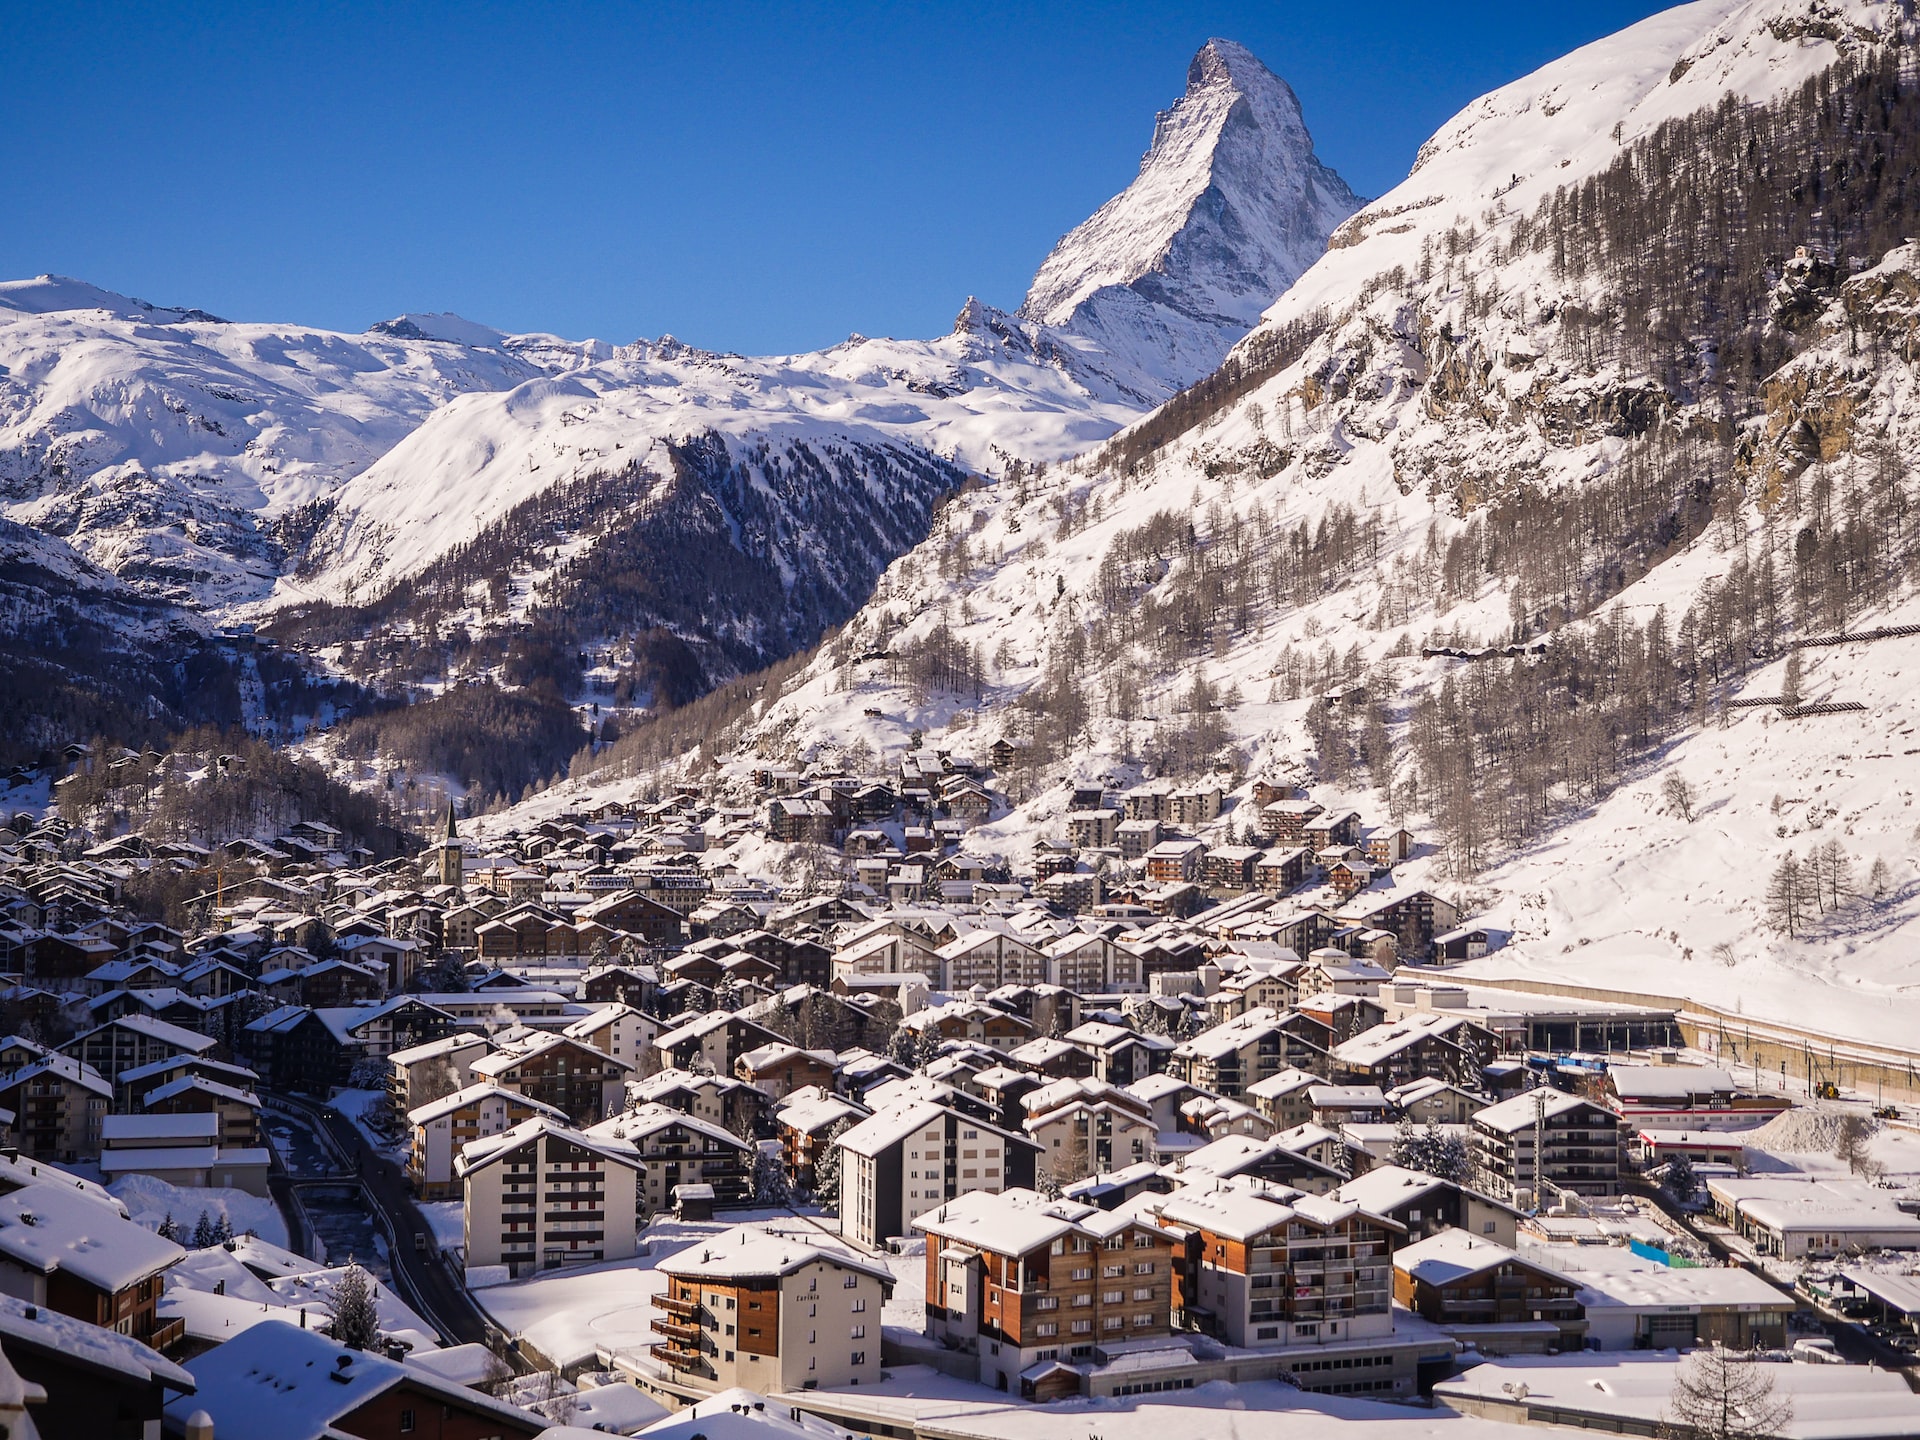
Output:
[[0, 37, 1351, 661], [1021, 38, 1360, 395], [535, 0, 1920, 1043], [0, 277, 608, 607]]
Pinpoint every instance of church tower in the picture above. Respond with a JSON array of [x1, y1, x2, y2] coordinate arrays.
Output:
[[436, 803, 464, 890]]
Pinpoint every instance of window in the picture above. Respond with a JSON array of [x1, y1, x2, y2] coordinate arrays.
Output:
[[1483, 1221, 1497, 1234], [963, 1129, 978, 1140], [1035, 1322, 1058, 1337], [844, 1275, 858, 1288], [399, 1411, 416, 1434], [1034, 1295, 1058, 1310], [1133, 1313, 1154, 1327], [851, 1298, 866, 1313], [852, 1351, 866, 1366], [850, 1325, 866, 1339], [1071, 1320, 1092, 1334], [1071, 1267, 1091, 1282], [1102, 1290, 1123, 1304], [1133, 1262, 1154, 1275], [1133, 1287, 1153, 1301]]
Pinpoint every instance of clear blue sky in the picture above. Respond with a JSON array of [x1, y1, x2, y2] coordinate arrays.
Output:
[[3, 2, 1674, 354]]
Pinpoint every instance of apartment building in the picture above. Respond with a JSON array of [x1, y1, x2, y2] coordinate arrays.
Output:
[[836, 1100, 1039, 1247], [457, 1116, 643, 1278], [0, 1053, 111, 1162], [588, 1102, 753, 1214], [650, 1224, 893, 1392], [1151, 1177, 1402, 1354], [1169, 1007, 1332, 1096], [918, 1188, 1179, 1395], [408, 1083, 567, 1199], [470, 1032, 633, 1126], [935, 931, 1048, 991], [386, 1033, 493, 1116], [1021, 1079, 1158, 1181], [1471, 1088, 1622, 1207]]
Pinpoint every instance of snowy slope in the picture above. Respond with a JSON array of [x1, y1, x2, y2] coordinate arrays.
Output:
[[526, 0, 1920, 1045], [1022, 38, 1360, 394], [293, 313, 1144, 605], [0, 278, 605, 607]]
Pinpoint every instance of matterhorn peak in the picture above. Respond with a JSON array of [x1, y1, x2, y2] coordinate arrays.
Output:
[[1018, 38, 1358, 392]]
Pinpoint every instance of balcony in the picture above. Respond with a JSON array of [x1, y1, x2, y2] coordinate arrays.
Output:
[[148, 1317, 187, 1354], [655, 1292, 700, 1320], [650, 1316, 701, 1344], [650, 1342, 707, 1372]]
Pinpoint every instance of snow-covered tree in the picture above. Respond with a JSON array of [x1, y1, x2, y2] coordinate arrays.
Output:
[[1664, 1153, 1700, 1206], [327, 1263, 384, 1351], [812, 1119, 852, 1214]]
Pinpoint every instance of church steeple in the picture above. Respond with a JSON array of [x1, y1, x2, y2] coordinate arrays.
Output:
[[436, 802, 464, 889]]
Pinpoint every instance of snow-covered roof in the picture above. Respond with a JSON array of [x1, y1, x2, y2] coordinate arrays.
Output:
[[659, 1222, 894, 1286], [835, 1100, 949, 1158], [0, 1181, 184, 1290], [1472, 1087, 1596, 1135], [638, 1386, 856, 1440], [1434, 1353, 1920, 1437], [407, 1082, 568, 1126], [1605, 1064, 1736, 1100], [914, 1187, 1094, 1253], [457, 1117, 641, 1177], [1575, 1263, 1791, 1313], [1394, 1230, 1560, 1288], [1707, 1177, 1920, 1236], [0, 1290, 193, 1390], [102, 1112, 221, 1144], [163, 1319, 540, 1440], [588, 1101, 747, 1151]]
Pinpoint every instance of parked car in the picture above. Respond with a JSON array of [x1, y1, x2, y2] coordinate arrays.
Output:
[[1793, 1337, 1843, 1364]]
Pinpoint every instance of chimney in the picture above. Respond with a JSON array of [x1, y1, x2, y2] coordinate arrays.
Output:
[[183, 1411, 215, 1440]]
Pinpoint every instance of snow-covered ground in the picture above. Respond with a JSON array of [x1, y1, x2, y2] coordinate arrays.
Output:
[[774, 1372, 1557, 1440], [109, 1173, 289, 1249], [473, 1209, 818, 1369], [419, 1200, 467, 1252]]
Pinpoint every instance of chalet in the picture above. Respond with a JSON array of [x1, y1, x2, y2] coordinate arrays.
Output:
[[166, 1319, 545, 1439], [0, 1054, 112, 1161], [651, 1224, 893, 1393], [1200, 846, 1265, 893], [1259, 799, 1324, 843], [1252, 847, 1313, 893], [0, 1182, 183, 1348], [578, 889, 687, 944], [1302, 810, 1363, 850], [1393, 1231, 1585, 1354], [775, 1086, 870, 1192], [0, 1294, 195, 1440], [735, 1042, 838, 1099]]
